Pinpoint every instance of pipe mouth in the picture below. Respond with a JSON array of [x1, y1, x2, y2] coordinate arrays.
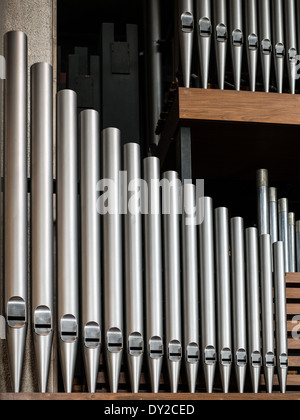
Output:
[[278, 198, 288, 213], [289, 212, 296, 226], [269, 187, 277, 202], [256, 169, 269, 187]]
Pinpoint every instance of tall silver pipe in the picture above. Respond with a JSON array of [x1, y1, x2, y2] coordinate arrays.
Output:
[[80, 110, 101, 394], [272, 0, 285, 93], [199, 197, 217, 394], [284, 0, 297, 94], [229, 0, 244, 91], [182, 184, 200, 394], [163, 171, 182, 393], [288, 212, 296, 273], [215, 208, 232, 394], [102, 128, 124, 394], [257, 169, 269, 236], [196, 0, 212, 89], [213, 0, 227, 90], [245, 0, 258, 92], [273, 242, 288, 394], [146, 0, 163, 145], [245, 228, 262, 394], [269, 187, 278, 246], [296, 221, 300, 272], [231, 217, 247, 394], [57, 90, 79, 393], [259, 0, 272, 92], [4, 31, 28, 393], [178, 0, 194, 87], [278, 199, 290, 273], [124, 143, 144, 394], [260, 235, 275, 394], [144, 157, 164, 393], [31, 62, 53, 393]]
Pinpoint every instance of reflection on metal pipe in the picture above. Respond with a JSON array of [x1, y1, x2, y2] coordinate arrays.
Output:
[[178, 0, 194, 87], [182, 184, 200, 394], [245, 0, 258, 92], [144, 157, 164, 393], [288, 212, 296, 273], [278, 199, 290, 273], [4, 31, 28, 393], [57, 90, 79, 393], [296, 221, 300, 272], [80, 110, 101, 394], [260, 235, 275, 394], [199, 197, 217, 394], [272, 0, 285, 93], [231, 217, 247, 394], [215, 208, 232, 394], [259, 0, 272, 92], [163, 171, 182, 393], [213, 0, 227, 90], [245, 228, 261, 394], [269, 187, 278, 246], [273, 242, 288, 394], [257, 169, 269, 236], [31, 62, 53, 393], [102, 128, 124, 393], [196, 0, 212, 89], [124, 143, 144, 394], [284, 0, 297, 94], [229, 0, 244, 91]]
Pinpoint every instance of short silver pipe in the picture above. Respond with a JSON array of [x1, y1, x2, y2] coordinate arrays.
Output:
[[231, 217, 247, 394], [57, 90, 79, 393], [272, 0, 285, 93], [259, 0, 272, 92], [296, 221, 300, 272], [143, 157, 164, 393], [178, 0, 194, 87], [124, 143, 144, 394], [31, 62, 54, 394], [245, 0, 259, 92], [257, 169, 269, 236], [196, 0, 212, 89], [260, 235, 275, 394], [80, 110, 102, 394], [182, 184, 200, 394], [289, 213, 296, 273], [284, 0, 297, 94], [199, 197, 217, 394], [229, 0, 244, 91], [162, 171, 182, 394], [278, 198, 290, 273], [245, 228, 262, 394], [273, 242, 289, 394], [4, 31, 28, 393], [213, 0, 227, 90], [215, 208, 232, 394], [102, 128, 124, 394]]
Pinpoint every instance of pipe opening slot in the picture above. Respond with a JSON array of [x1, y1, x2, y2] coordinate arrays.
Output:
[[186, 343, 200, 363], [288, 48, 297, 62], [221, 348, 232, 366], [128, 332, 144, 356], [275, 43, 285, 58], [168, 340, 182, 362], [265, 352, 275, 368], [216, 24, 227, 42], [236, 349, 247, 366], [84, 322, 101, 349], [149, 336, 164, 359], [232, 29, 243, 47], [251, 351, 262, 367], [261, 39, 272, 55], [60, 315, 78, 343], [181, 12, 194, 33], [7, 297, 26, 328], [34, 306, 52, 336], [248, 34, 258, 50], [204, 346, 217, 365], [199, 18, 212, 37], [279, 354, 288, 369], [107, 328, 123, 353]]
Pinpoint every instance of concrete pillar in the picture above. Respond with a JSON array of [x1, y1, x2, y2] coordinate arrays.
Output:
[[0, 0, 57, 393]]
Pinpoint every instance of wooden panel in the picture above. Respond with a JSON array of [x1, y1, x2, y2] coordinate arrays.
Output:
[[287, 304, 300, 315], [288, 357, 300, 367], [286, 289, 300, 299], [1, 393, 300, 401], [286, 274, 300, 284], [288, 339, 300, 349], [178, 88, 300, 125]]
